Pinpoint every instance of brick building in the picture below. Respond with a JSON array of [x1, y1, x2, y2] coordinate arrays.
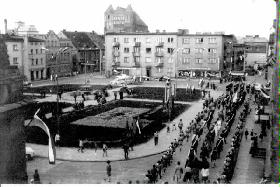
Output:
[[104, 5, 149, 33]]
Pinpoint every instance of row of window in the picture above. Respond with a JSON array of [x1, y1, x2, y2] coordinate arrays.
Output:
[[113, 57, 218, 64], [116, 47, 218, 54], [30, 42, 43, 46], [113, 37, 217, 44], [30, 49, 44, 54], [31, 58, 44, 66]]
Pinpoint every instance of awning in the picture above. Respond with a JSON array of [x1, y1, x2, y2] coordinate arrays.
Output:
[[116, 67, 136, 70], [230, 72, 245, 76]]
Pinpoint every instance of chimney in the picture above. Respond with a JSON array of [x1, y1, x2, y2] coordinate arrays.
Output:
[[177, 29, 183, 35], [156, 29, 160, 33], [162, 30, 166, 33], [4, 19, 7, 34]]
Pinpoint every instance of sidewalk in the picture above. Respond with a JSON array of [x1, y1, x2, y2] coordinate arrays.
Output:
[[27, 89, 223, 162]]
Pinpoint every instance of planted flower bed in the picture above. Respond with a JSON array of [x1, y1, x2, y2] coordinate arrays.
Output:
[[129, 87, 202, 102]]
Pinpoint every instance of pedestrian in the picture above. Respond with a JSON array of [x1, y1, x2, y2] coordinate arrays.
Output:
[[178, 119, 183, 132], [106, 160, 111, 182], [103, 143, 108, 157], [55, 133, 60, 147], [123, 143, 129, 160], [93, 141, 98, 153], [114, 91, 117, 100], [183, 164, 192, 183], [78, 139, 84, 153], [173, 161, 184, 183], [82, 93, 85, 101], [154, 131, 159, 146], [166, 124, 170, 133], [172, 122, 176, 131], [250, 129, 254, 137], [245, 129, 249, 140], [74, 94, 77, 104], [210, 147, 218, 168], [33, 169, 40, 184]]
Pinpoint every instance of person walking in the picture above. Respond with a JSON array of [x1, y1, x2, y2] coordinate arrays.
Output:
[[245, 129, 249, 140], [103, 143, 108, 157], [55, 133, 60, 147], [78, 139, 84, 153], [173, 161, 184, 183], [210, 147, 218, 168], [154, 131, 159, 146], [106, 160, 112, 182], [123, 143, 129, 160], [33, 169, 40, 184], [178, 119, 183, 132]]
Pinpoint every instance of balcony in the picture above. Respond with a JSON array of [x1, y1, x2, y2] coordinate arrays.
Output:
[[155, 62, 164, 67], [156, 42, 164, 47], [155, 51, 164, 57], [28, 54, 35, 58], [112, 61, 120, 67], [133, 62, 141, 67], [112, 42, 120, 47], [112, 51, 120, 56], [132, 52, 141, 57], [134, 42, 141, 47]]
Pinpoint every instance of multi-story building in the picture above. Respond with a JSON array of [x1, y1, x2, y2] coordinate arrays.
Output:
[[104, 5, 149, 33], [58, 30, 105, 74], [23, 36, 46, 81], [232, 43, 247, 71], [105, 30, 236, 78], [45, 30, 72, 78], [2, 34, 24, 74], [238, 35, 268, 68], [177, 32, 236, 77]]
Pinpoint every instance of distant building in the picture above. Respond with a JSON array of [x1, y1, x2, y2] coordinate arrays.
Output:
[[105, 30, 236, 78], [104, 5, 149, 33], [58, 30, 105, 74], [232, 43, 247, 71], [238, 35, 268, 67], [45, 30, 72, 78]]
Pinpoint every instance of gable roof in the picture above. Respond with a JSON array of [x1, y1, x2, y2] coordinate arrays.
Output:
[[1, 34, 24, 42]]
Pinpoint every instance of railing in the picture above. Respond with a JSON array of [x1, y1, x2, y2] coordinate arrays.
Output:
[[156, 42, 164, 47], [133, 52, 141, 56], [155, 51, 164, 57], [112, 62, 120, 67], [134, 42, 141, 47], [112, 42, 120, 47], [112, 51, 120, 56]]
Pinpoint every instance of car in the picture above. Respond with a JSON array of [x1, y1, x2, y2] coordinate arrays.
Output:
[[26, 146, 35, 160], [136, 76, 150, 81], [23, 81, 32, 87], [110, 78, 126, 86], [157, 76, 171, 81]]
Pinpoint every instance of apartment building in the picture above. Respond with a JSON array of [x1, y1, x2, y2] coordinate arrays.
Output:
[[105, 30, 236, 78]]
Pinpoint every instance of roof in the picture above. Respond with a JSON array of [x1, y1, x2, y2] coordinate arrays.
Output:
[[62, 30, 99, 49], [87, 32, 105, 49], [238, 36, 268, 44], [105, 32, 234, 37], [0, 34, 24, 42], [28, 36, 45, 42], [71, 107, 150, 129]]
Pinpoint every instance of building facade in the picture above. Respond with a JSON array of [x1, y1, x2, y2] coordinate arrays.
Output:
[[105, 31, 236, 78], [59, 30, 105, 74], [239, 35, 268, 68], [23, 36, 46, 81], [104, 5, 149, 33], [45, 30, 72, 78]]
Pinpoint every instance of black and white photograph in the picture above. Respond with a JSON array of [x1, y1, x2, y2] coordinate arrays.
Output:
[[0, 0, 278, 184]]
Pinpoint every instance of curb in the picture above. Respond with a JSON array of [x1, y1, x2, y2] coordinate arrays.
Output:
[[35, 149, 167, 163]]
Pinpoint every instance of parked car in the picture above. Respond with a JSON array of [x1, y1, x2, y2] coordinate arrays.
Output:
[[157, 76, 171, 81], [23, 81, 32, 87], [136, 76, 150, 81], [26, 146, 35, 160]]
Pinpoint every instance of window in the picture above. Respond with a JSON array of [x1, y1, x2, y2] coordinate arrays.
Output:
[[168, 37, 174, 43], [134, 56, 140, 63], [157, 67, 162, 73], [195, 38, 204, 43], [183, 38, 190, 44], [156, 57, 163, 63], [36, 49, 38, 54], [124, 38, 129, 43], [195, 58, 203, 64], [208, 48, 217, 53], [167, 48, 174, 54], [182, 58, 190, 64], [36, 59, 38, 65], [134, 47, 140, 52], [31, 58, 34, 65], [134, 38, 140, 42], [209, 37, 217, 44], [146, 48, 152, 53], [114, 57, 120, 62], [113, 37, 118, 42], [168, 57, 174, 63], [124, 47, 130, 53], [195, 48, 204, 54], [13, 57, 18, 64], [124, 57, 129, 63], [13, 44, 18, 51], [41, 49, 43, 54], [209, 58, 217, 63], [41, 58, 43, 64], [35, 42, 38, 46], [30, 49, 33, 54], [182, 48, 190, 54], [156, 37, 163, 43], [113, 47, 120, 52], [145, 57, 151, 63], [146, 38, 151, 43], [156, 47, 163, 52], [168, 68, 173, 73]]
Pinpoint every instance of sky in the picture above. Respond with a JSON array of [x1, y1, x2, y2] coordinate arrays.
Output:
[[0, 0, 276, 38]]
